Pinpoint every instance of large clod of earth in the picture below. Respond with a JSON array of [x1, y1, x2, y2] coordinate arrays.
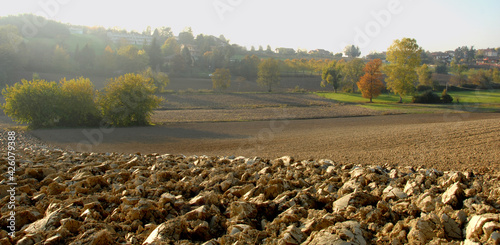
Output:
[[0, 130, 499, 245]]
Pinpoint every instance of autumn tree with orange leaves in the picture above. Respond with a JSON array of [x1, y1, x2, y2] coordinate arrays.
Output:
[[357, 59, 385, 103]]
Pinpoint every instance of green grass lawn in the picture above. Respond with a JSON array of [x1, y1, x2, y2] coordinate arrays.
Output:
[[315, 92, 412, 104], [447, 90, 500, 104], [315, 90, 500, 113]]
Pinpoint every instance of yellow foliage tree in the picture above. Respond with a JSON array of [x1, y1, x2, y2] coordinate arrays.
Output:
[[212, 68, 231, 91], [99, 73, 162, 126], [257, 58, 281, 92], [384, 38, 422, 103]]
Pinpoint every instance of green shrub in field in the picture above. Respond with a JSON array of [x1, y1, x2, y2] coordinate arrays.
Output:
[[2, 77, 102, 128], [59, 77, 101, 127], [412, 91, 441, 104], [99, 73, 162, 126], [2, 79, 61, 128], [412, 90, 453, 104], [441, 89, 453, 104], [141, 67, 170, 92]]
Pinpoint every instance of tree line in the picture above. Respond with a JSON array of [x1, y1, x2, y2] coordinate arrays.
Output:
[[215, 38, 499, 102], [1, 15, 499, 97], [3, 35, 500, 129]]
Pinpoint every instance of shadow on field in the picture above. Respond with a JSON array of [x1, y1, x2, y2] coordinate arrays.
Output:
[[30, 125, 246, 145]]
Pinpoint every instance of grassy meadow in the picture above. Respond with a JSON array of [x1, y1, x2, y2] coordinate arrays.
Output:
[[315, 90, 500, 113]]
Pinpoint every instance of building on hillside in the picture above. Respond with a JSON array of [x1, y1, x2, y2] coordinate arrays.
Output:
[[476, 57, 500, 67], [308, 49, 331, 57], [431, 51, 453, 64], [484, 48, 499, 57], [445, 50, 455, 58], [106, 32, 153, 45], [180, 44, 200, 61], [69, 27, 84, 35], [275, 47, 296, 55], [476, 49, 500, 67], [211, 36, 228, 47]]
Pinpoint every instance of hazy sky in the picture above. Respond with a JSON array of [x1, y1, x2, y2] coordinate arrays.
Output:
[[1, 0, 499, 55]]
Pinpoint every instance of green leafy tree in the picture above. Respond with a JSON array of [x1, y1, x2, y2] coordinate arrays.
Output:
[[454, 46, 476, 65], [417, 64, 433, 87], [158, 26, 173, 38], [343, 58, 365, 92], [492, 68, 500, 84], [76, 43, 96, 72], [257, 58, 281, 92], [212, 68, 231, 91], [195, 34, 221, 56], [161, 37, 180, 57], [420, 50, 433, 64], [141, 67, 170, 92], [210, 45, 234, 69], [59, 77, 101, 127], [321, 61, 343, 93], [240, 55, 261, 79], [178, 27, 194, 44], [146, 37, 163, 70], [181, 46, 193, 66], [2, 79, 61, 128], [117, 45, 149, 73], [97, 45, 116, 75], [266, 45, 273, 54], [435, 62, 447, 74], [170, 54, 186, 75], [367, 51, 386, 60], [0, 25, 23, 86], [469, 69, 493, 89], [450, 62, 468, 86], [357, 59, 385, 103], [143, 26, 152, 35], [99, 73, 162, 126], [52, 45, 72, 73], [344, 45, 361, 58], [384, 38, 422, 103]]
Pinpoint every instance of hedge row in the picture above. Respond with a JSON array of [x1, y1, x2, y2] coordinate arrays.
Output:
[[412, 90, 453, 104]]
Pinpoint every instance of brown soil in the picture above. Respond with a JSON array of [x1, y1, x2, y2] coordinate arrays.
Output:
[[159, 93, 336, 110], [29, 112, 500, 174], [166, 76, 324, 93]]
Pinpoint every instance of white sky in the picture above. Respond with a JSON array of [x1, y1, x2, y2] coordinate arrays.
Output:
[[1, 0, 499, 55]]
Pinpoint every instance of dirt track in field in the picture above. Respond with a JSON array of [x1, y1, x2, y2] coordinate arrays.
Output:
[[29, 112, 500, 173]]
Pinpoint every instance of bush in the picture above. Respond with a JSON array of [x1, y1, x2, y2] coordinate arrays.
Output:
[[59, 77, 101, 127], [99, 73, 162, 126], [441, 89, 453, 104], [412, 91, 441, 104], [290, 85, 307, 93], [412, 90, 453, 104], [2, 73, 163, 128], [1, 77, 102, 128], [2, 79, 61, 128], [342, 87, 353, 93]]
